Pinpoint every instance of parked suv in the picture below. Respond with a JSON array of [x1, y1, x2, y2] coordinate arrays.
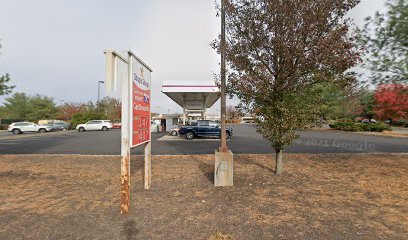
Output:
[[178, 120, 233, 140], [7, 122, 53, 134], [76, 120, 113, 132]]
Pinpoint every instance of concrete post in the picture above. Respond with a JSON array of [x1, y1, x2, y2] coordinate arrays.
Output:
[[214, 149, 233, 186]]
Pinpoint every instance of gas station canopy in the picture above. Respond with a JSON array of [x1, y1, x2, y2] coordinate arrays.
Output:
[[162, 81, 220, 111]]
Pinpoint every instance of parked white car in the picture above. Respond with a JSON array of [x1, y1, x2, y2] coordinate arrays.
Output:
[[76, 120, 113, 132], [7, 122, 53, 135], [362, 119, 377, 124]]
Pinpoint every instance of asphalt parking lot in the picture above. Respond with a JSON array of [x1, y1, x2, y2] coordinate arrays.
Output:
[[0, 125, 407, 155]]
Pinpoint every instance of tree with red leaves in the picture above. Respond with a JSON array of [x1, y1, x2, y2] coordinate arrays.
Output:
[[374, 84, 408, 121], [58, 103, 86, 121]]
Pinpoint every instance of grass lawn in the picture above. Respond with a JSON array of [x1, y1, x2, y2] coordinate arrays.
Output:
[[1, 153, 407, 239]]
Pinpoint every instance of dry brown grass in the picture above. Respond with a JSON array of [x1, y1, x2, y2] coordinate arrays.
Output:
[[1, 153, 407, 239], [208, 232, 233, 240]]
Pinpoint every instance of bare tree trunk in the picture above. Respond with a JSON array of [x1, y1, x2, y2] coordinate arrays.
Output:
[[275, 149, 283, 175]]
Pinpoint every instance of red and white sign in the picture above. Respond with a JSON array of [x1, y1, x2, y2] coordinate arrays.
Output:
[[131, 61, 151, 147], [105, 50, 153, 212]]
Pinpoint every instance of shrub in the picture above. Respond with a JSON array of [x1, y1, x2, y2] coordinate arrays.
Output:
[[0, 119, 23, 125], [329, 122, 391, 132], [329, 122, 358, 131], [0, 124, 9, 130], [389, 120, 408, 128], [368, 123, 392, 132]]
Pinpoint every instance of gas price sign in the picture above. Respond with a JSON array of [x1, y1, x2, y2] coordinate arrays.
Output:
[[132, 59, 152, 147]]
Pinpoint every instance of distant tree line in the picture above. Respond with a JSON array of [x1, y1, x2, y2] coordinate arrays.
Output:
[[226, 82, 406, 125], [314, 82, 407, 123], [0, 92, 121, 128]]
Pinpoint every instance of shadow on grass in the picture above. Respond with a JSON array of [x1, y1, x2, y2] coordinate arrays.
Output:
[[192, 156, 214, 184], [238, 155, 276, 173], [122, 218, 139, 240], [130, 157, 144, 176]]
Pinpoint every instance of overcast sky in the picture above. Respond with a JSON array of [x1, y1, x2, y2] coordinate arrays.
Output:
[[0, 0, 386, 114]]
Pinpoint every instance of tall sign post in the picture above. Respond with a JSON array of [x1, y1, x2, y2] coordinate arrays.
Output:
[[214, 0, 233, 187], [105, 50, 153, 214]]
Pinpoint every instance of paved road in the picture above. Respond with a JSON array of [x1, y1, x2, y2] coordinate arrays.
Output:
[[0, 125, 407, 155]]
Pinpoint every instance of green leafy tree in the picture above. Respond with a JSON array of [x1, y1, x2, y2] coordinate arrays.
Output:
[[26, 94, 59, 121], [0, 106, 6, 118], [358, 90, 376, 120], [356, 0, 408, 84], [213, 0, 361, 174], [3, 93, 59, 121], [3, 92, 31, 119], [0, 41, 15, 96], [313, 83, 345, 120], [0, 73, 14, 96]]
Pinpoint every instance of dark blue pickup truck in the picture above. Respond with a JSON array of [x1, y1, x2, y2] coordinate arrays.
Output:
[[178, 120, 233, 140]]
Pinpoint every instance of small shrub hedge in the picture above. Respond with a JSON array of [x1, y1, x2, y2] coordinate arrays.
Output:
[[389, 120, 408, 128], [329, 122, 391, 132], [0, 124, 9, 130]]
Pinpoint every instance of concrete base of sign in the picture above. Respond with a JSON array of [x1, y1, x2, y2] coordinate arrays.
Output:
[[214, 149, 233, 187]]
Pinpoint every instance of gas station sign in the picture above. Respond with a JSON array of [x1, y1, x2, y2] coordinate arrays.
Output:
[[104, 50, 153, 214], [132, 61, 151, 147]]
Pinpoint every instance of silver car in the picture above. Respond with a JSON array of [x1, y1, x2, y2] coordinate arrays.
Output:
[[45, 122, 69, 131], [168, 125, 180, 136]]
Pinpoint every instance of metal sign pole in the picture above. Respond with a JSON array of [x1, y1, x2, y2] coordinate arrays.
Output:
[[120, 53, 132, 214], [144, 141, 151, 189], [144, 80, 152, 190]]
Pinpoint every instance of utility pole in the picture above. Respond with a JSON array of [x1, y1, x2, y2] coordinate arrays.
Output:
[[98, 80, 104, 112], [214, 0, 233, 187], [219, 0, 228, 153]]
